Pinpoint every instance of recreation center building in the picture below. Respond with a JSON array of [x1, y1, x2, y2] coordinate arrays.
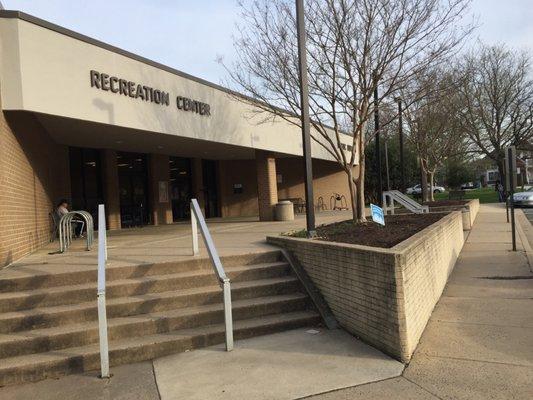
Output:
[[0, 10, 356, 266]]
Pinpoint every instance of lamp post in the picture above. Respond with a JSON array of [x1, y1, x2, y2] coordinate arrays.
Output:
[[295, 0, 315, 236], [395, 97, 405, 192], [373, 74, 383, 200]]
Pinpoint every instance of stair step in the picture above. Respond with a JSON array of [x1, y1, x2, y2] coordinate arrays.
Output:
[[0, 311, 320, 386], [0, 251, 282, 293], [0, 276, 301, 333], [0, 262, 290, 313], [0, 293, 310, 358]]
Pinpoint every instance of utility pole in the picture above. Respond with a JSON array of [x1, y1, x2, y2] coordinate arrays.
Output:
[[374, 73, 383, 200], [295, 0, 315, 236], [506, 146, 517, 251], [396, 97, 405, 192]]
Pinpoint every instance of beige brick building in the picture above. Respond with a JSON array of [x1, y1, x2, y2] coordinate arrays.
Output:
[[0, 10, 358, 266]]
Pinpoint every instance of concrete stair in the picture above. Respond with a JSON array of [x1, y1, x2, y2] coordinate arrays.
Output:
[[0, 251, 321, 386]]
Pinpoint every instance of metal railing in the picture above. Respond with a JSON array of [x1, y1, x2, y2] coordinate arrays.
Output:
[[190, 198, 234, 351], [97, 204, 110, 378], [59, 211, 94, 253], [382, 190, 429, 215]]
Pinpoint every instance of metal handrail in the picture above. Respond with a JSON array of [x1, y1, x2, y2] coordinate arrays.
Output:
[[58, 211, 94, 253], [96, 204, 110, 378], [382, 190, 429, 215], [190, 198, 233, 351]]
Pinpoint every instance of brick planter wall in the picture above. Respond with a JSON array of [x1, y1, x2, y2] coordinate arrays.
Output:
[[427, 199, 479, 230], [267, 211, 464, 362]]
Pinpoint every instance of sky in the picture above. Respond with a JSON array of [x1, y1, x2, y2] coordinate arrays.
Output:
[[1, 0, 532, 85]]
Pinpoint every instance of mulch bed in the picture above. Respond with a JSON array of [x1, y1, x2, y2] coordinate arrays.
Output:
[[314, 213, 446, 248], [423, 200, 468, 207]]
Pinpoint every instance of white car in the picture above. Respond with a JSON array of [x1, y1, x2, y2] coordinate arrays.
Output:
[[513, 189, 533, 207], [406, 184, 446, 194]]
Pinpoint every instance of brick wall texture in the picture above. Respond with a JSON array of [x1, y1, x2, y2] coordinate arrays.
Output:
[[219, 156, 358, 218], [149, 153, 173, 225], [268, 211, 464, 362], [0, 110, 70, 266], [255, 150, 279, 221]]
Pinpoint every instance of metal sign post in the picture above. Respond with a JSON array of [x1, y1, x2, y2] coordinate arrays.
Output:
[[374, 75, 383, 200], [505, 146, 517, 251]]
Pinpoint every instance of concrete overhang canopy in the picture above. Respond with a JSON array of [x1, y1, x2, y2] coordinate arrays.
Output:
[[0, 10, 356, 164]]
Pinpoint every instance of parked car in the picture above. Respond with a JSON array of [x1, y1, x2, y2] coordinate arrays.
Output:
[[513, 188, 533, 207], [461, 182, 476, 190], [406, 184, 446, 194]]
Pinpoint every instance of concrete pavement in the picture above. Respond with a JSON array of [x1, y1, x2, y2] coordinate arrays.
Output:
[[153, 328, 403, 400], [0, 211, 352, 282]]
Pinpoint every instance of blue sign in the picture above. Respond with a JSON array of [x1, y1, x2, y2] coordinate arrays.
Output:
[[370, 204, 385, 226]]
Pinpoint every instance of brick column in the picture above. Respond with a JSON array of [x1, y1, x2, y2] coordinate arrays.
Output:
[[191, 158, 205, 213], [101, 149, 121, 230], [149, 154, 173, 225], [256, 150, 278, 221]]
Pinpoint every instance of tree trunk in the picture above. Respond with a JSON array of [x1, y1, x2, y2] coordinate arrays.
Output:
[[428, 171, 435, 201], [347, 167, 357, 221], [356, 159, 367, 223], [420, 158, 428, 203]]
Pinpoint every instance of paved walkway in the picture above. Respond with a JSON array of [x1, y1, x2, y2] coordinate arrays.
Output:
[[2, 204, 532, 399], [310, 203, 533, 399], [0, 211, 352, 281]]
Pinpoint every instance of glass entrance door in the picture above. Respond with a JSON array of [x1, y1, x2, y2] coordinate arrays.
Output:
[[202, 159, 220, 218], [117, 152, 150, 227], [170, 157, 192, 220], [69, 147, 103, 223]]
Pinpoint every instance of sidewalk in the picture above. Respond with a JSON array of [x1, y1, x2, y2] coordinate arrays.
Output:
[[310, 203, 533, 400]]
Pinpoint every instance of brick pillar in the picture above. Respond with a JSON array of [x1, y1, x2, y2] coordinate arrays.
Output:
[[256, 150, 278, 221], [149, 154, 173, 226], [101, 149, 121, 230], [191, 158, 205, 213]]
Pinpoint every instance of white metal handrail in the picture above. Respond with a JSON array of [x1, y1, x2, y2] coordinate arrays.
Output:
[[58, 211, 94, 252], [97, 204, 110, 378], [190, 198, 233, 351], [382, 190, 429, 215]]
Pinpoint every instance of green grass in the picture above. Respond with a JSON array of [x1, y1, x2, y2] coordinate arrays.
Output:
[[432, 187, 498, 203]]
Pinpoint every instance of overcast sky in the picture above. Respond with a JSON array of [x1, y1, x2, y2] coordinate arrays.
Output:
[[2, 0, 532, 84]]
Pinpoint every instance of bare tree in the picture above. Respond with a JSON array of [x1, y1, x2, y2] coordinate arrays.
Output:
[[224, 0, 473, 222], [458, 44, 533, 182], [403, 70, 466, 201]]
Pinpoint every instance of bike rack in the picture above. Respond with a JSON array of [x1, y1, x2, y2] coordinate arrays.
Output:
[[330, 193, 348, 210], [58, 211, 94, 253]]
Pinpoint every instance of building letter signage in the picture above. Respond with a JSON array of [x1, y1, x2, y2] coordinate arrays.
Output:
[[89, 70, 211, 117]]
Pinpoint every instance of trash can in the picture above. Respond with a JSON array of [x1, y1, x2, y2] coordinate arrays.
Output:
[[275, 201, 295, 221]]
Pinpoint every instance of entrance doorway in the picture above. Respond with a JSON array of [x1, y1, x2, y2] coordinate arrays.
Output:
[[69, 147, 103, 222], [202, 159, 220, 218], [169, 157, 192, 220], [117, 152, 150, 227]]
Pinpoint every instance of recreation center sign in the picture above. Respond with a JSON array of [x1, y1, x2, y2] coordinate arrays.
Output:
[[89, 70, 211, 116]]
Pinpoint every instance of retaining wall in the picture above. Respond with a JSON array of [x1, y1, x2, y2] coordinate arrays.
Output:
[[267, 211, 464, 362]]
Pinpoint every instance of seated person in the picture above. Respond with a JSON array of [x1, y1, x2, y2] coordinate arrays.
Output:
[[55, 199, 84, 238]]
